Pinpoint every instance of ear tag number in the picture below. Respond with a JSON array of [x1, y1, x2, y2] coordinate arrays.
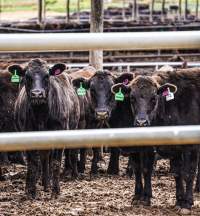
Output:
[[77, 82, 86, 96], [164, 87, 174, 101], [11, 70, 20, 83], [115, 87, 124, 101]]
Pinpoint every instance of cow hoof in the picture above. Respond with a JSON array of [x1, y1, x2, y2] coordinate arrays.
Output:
[[26, 192, 36, 200], [107, 170, 119, 175], [51, 193, 59, 199], [179, 208, 191, 215], [131, 196, 141, 206], [173, 205, 181, 211], [131, 199, 140, 206], [140, 200, 151, 206]]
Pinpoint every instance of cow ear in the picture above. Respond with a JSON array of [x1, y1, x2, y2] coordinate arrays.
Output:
[[8, 64, 25, 77], [72, 77, 90, 90], [157, 83, 177, 95], [115, 73, 134, 85], [49, 63, 66, 76], [111, 83, 130, 95]]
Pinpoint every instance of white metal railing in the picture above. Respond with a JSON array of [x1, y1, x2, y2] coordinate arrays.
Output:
[[0, 31, 200, 52], [66, 62, 200, 71], [0, 126, 200, 152]]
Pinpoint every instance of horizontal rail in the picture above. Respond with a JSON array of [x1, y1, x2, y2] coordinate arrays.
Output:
[[0, 126, 200, 152], [67, 61, 200, 68], [0, 31, 200, 52]]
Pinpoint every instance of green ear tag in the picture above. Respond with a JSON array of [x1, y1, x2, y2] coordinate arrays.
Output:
[[11, 70, 20, 83], [115, 87, 124, 101], [77, 82, 86, 96]]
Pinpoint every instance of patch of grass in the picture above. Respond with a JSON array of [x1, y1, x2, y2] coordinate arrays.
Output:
[[0, 0, 199, 14]]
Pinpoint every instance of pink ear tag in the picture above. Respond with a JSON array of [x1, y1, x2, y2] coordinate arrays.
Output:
[[162, 89, 169, 97], [54, 69, 61, 75], [123, 79, 129, 85], [163, 88, 174, 101]]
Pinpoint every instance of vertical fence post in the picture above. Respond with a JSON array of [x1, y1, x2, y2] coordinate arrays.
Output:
[[196, 0, 199, 20], [38, 0, 43, 24], [77, 0, 80, 23], [131, 0, 137, 21], [89, 0, 104, 70], [179, 0, 182, 20], [161, 0, 166, 22], [184, 0, 188, 20], [150, 0, 155, 22], [66, 0, 70, 22]]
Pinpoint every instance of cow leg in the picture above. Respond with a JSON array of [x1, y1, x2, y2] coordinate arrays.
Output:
[[52, 149, 63, 198], [39, 150, 50, 192], [126, 156, 134, 177], [107, 148, 120, 175], [70, 149, 79, 179], [142, 150, 154, 206], [172, 156, 185, 209], [63, 149, 72, 176], [8, 151, 26, 165], [0, 152, 9, 165], [195, 154, 200, 192], [78, 148, 86, 173], [182, 150, 198, 211], [91, 148, 101, 175], [25, 151, 39, 199], [0, 166, 4, 181], [131, 153, 143, 205]]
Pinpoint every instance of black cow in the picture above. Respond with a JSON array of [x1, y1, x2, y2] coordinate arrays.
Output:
[[72, 70, 134, 175], [0, 70, 25, 180], [112, 68, 200, 213], [10, 58, 80, 198]]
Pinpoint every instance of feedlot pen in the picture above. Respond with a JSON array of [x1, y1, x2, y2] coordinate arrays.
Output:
[[0, 31, 200, 216]]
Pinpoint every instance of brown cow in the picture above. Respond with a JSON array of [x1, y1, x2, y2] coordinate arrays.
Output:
[[112, 68, 200, 214]]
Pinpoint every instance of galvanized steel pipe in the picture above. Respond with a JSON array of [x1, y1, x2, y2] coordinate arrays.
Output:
[[0, 126, 200, 152], [0, 31, 200, 52]]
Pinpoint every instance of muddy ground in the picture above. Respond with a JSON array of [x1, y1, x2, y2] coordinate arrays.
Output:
[[0, 155, 200, 216]]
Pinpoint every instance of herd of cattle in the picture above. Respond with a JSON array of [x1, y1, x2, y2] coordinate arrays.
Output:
[[0, 58, 200, 215]]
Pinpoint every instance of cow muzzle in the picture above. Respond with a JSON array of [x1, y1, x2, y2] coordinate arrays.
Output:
[[135, 119, 149, 127], [30, 89, 47, 105], [95, 109, 109, 121]]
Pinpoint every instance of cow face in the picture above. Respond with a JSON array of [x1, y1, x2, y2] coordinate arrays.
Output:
[[8, 59, 66, 106], [112, 75, 177, 127], [73, 71, 133, 124]]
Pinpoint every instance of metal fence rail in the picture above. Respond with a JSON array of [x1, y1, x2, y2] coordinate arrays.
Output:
[[0, 126, 200, 152], [0, 31, 200, 52]]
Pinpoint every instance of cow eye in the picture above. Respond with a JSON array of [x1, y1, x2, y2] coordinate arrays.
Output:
[[43, 74, 49, 81], [150, 97, 156, 104], [25, 74, 32, 82], [90, 88, 95, 95], [130, 95, 135, 102]]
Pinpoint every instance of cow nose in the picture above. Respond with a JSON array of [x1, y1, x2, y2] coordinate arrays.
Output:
[[135, 119, 149, 127], [95, 109, 109, 120], [31, 89, 45, 98]]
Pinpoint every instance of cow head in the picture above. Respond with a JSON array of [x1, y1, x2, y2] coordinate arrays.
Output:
[[8, 59, 66, 106], [111, 75, 177, 127], [72, 71, 134, 125]]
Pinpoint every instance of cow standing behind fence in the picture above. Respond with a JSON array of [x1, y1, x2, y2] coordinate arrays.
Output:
[[10, 58, 80, 199], [111, 68, 200, 214], [72, 70, 135, 175], [0, 70, 25, 180]]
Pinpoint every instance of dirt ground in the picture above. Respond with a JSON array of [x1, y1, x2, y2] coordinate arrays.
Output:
[[0, 155, 200, 216]]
